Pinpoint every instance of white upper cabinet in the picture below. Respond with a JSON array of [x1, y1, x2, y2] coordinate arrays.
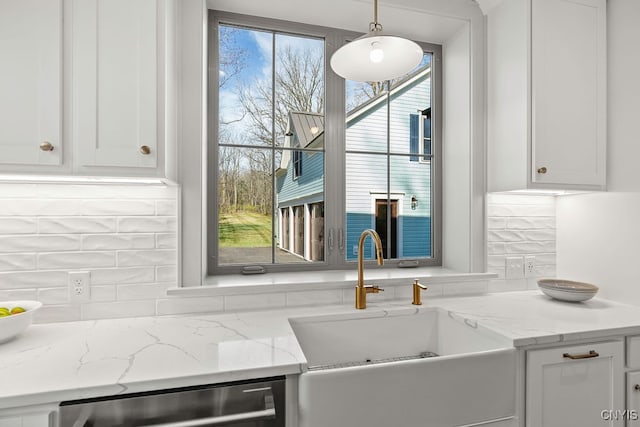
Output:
[[72, 0, 162, 173], [487, 0, 606, 192], [0, 0, 63, 166]]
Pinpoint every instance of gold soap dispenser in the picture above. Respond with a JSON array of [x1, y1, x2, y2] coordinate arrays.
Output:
[[411, 279, 428, 305]]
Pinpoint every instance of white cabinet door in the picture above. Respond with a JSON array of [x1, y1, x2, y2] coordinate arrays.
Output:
[[0, 0, 62, 166], [486, 0, 606, 192], [73, 0, 158, 170], [526, 341, 624, 427], [531, 0, 606, 187], [627, 372, 640, 426]]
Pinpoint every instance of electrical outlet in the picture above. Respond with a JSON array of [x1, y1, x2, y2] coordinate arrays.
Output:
[[505, 256, 524, 279], [69, 271, 90, 302], [353, 245, 358, 256], [524, 256, 536, 278]]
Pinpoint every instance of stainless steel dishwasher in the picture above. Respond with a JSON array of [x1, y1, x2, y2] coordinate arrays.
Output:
[[58, 377, 285, 427]]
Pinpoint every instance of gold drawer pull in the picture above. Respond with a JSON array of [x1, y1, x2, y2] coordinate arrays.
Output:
[[563, 350, 599, 360], [635, 384, 640, 391], [40, 141, 54, 151], [140, 145, 151, 155], [537, 167, 547, 174]]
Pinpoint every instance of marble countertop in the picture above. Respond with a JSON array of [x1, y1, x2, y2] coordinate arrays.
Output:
[[2, 290, 640, 410]]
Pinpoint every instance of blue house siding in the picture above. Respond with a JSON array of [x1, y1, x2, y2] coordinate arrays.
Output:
[[345, 213, 431, 260], [276, 151, 324, 206]]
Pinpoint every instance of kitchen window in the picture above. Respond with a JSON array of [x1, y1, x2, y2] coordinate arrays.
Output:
[[208, 11, 441, 275]]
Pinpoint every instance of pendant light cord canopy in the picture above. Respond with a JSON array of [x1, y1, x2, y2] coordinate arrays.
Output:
[[330, 0, 423, 82]]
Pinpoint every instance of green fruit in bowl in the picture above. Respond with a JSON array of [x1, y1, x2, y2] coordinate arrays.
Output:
[[0, 307, 9, 316], [10, 307, 25, 314]]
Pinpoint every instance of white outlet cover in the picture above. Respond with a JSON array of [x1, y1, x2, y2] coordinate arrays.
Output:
[[68, 271, 91, 302], [524, 256, 536, 278]]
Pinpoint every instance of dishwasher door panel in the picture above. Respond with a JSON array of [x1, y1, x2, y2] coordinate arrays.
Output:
[[59, 377, 285, 427]]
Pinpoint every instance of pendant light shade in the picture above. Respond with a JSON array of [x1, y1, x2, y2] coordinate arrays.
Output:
[[330, 0, 423, 82]]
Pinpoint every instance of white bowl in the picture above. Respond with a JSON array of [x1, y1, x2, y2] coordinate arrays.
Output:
[[0, 300, 42, 343], [537, 279, 598, 302]]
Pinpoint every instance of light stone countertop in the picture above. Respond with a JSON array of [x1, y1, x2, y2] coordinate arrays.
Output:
[[2, 290, 640, 410]]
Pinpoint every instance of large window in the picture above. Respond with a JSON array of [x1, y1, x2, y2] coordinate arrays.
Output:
[[209, 12, 441, 274]]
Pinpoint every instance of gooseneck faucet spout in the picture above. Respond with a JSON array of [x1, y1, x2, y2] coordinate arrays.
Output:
[[355, 229, 384, 309]]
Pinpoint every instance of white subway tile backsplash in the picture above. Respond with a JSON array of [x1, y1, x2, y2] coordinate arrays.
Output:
[[90, 285, 117, 302], [486, 194, 557, 293], [156, 200, 177, 216], [81, 200, 155, 216], [0, 254, 36, 272], [118, 217, 177, 233], [506, 217, 555, 230], [487, 217, 507, 229], [0, 235, 81, 252], [0, 218, 37, 234], [0, 271, 68, 288], [505, 241, 555, 254], [286, 289, 342, 307], [90, 267, 155, 285], [224, 293, 286, 311], [156, 266, 177, 283], [156, 234, 177, 249], [81, 300, 157, 320], [0, 199, 82, 216], [117, 283, 170, 300], [82, 234, 155, 250], [487, 242, 506, 255], [35, 305, 81, 323], [39, 217, 117, 234], [0, 289, 38, 301], [117, 250, 177, 267], [0, 182, 179, 322], [38, 252, 116, 269], [37, 287, 70, 304]]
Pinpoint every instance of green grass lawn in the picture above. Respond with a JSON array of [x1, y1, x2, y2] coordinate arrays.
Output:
[[219, 212, 271, 247]]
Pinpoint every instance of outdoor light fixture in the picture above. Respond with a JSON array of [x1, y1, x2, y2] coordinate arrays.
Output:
[[330, 0, 423, 82], [411, 195, 418, 210]]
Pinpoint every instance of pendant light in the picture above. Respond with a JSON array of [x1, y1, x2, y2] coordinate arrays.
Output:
[[330, 0, 423, 82]]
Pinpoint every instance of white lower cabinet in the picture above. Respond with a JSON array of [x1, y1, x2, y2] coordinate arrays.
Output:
[[526, 341, 624, 427]]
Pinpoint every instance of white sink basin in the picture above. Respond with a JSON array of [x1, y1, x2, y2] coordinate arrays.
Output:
[[289, 306, 517, 427]]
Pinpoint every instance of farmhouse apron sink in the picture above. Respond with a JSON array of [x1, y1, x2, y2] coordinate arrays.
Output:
[[289, 306, 516, 427]]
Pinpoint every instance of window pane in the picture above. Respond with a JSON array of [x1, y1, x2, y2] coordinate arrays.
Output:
[[215, 24, 325, 269], [218, 25, 273, 147], [389, 154, 432, 258], [275, 150, 325, 263], [345, 52, 433, 262], [218, 147, 273, 265], [345, 153, 388, 261]]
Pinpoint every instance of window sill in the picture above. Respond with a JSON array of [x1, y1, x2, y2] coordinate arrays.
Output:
[[167, 267, 498, 297]]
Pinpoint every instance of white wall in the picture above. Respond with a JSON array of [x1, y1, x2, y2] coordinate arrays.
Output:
[[555, 0, 640, 305]]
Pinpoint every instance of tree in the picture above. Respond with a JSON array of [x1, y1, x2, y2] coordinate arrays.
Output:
[[239, 45, 325, 146]]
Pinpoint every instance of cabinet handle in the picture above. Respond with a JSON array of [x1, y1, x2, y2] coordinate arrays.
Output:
[[537, 167, 547, 174], [40, 141, 54, 152], [635, 384, 640, 391], [140, 145, 151, 155], [562, 350, 599, 360]]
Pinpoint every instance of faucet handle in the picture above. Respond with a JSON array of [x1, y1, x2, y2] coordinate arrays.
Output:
[[412, 279, 427, 305], [364, 285, 384, 294]]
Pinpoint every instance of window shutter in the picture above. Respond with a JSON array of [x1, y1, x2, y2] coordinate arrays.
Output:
[[409, 114, 419, 161]]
